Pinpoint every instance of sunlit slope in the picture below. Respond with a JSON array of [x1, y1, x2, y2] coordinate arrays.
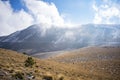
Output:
[[0, 47, 120, 80], [0, 48, 74, 80], [53, 47, 120, 61], [51, 46, 120, 80]]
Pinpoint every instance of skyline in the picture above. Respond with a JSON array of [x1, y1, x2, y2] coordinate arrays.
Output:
[[0, 0, 120, 36]]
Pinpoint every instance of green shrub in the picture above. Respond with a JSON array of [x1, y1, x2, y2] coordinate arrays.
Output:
[[12, 72, 24, 79], [24, 57, 35, 67]]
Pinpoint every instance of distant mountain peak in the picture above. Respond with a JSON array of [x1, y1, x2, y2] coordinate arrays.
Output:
[[0, 24, 120, 54]]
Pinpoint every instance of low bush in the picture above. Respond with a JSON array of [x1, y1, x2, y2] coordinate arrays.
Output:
[[24, 57, 35, 67], [12, 72, 24, 79], [42, 75, 53, 80]]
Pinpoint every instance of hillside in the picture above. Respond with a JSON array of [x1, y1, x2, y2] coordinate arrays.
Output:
[[0, 47, 120, 80], [0, 48, 76, 80], [51, 46, 120, 80]]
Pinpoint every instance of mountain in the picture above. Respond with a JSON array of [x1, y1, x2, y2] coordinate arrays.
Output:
[[0, 24, 120, 54]]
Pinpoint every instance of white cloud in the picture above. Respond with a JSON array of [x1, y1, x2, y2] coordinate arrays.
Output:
[[0, 1, 34, 36], [0, 0, 75, 36], [24, 0, 65, 27], [93, 0, 120, 24]]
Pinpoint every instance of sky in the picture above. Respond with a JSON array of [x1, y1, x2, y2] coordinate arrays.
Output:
[[0, 0, 120, 36]]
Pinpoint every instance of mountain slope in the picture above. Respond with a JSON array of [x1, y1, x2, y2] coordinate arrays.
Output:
[[51, 46, 120, 80], [0, 48, 80, 80], [0, 47, 120, 80], [0, 24, 120, 54]]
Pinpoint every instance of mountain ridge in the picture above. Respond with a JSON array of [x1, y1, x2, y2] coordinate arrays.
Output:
[[0, 24, 120, 54]]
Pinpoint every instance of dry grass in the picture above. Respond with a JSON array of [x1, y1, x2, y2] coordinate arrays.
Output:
[[0, 48, 79, 80], [50, 46, 120, 80], [0, 47, 120, 80]]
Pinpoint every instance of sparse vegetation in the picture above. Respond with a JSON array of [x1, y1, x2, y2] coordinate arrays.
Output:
[[9, 69, 14, 73], [12, 72, 24, 79], [23, 52, 27, 55], [24, 57, 35, 67], [0, 47, 120, 80], [42, 75, 53, 80]]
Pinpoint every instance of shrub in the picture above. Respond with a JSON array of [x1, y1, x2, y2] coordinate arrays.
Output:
[[57, 74, 64, 80], [9, 69, 14, 73], [23, 52, 27, 55], [12, 72, 24, 79], [42, 75, 53, 80], [24, 57, 35, 67], [59, 76, 64, 80]]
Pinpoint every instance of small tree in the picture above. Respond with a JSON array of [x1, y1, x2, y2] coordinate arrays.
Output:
[[25, 57, 35, 67]]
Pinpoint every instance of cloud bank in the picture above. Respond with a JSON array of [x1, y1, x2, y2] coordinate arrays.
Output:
[[93, 0, 120, 24], [0, 0, 68, 36], [0, 1, 33, 36], [24, 0, 65, 27], [0, 0, 119, 36]]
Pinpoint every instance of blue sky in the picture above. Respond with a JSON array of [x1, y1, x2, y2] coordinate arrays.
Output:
[[9, 0, 95, 24], [4, 0, 120, 24], [44, 0, 95, 24], [0, 0, 120, 36]]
